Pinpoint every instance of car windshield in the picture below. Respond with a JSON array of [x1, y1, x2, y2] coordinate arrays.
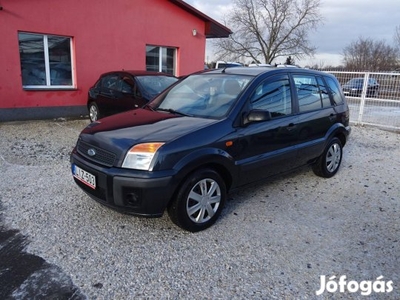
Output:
[[136, 75, 178, 98], [347, 78, 363, 85], [152, 74, 253, 119]]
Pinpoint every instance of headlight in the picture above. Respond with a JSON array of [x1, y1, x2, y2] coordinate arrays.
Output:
[[122, 142, 164, 170]]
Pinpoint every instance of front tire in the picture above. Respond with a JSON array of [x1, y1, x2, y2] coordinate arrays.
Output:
[[168, 169, 226, 232], [312, 137, 343, 178], [88, 102, 101, 122]]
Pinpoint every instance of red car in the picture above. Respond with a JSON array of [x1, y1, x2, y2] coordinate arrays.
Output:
[[87, 70, 178, 122]]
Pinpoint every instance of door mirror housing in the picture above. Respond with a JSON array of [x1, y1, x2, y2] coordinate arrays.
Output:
[[244, 109, 271, 125]]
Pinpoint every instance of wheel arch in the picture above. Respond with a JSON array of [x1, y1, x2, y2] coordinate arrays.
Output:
[[326, 123, 350, 147], [166, 152, 236, 209]]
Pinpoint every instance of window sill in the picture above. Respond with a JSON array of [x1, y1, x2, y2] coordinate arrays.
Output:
[[23, 86, 77, 91]]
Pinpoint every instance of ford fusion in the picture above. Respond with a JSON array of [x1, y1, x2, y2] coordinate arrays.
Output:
[[71, 66, 351, 232]]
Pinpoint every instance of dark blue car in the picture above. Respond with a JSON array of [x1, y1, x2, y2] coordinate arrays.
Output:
[[71, 66, 351, 232], [342, 77, 379, 97]]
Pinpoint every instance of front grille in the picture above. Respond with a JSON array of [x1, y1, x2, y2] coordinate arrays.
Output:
[[77, 140, 116, 167]]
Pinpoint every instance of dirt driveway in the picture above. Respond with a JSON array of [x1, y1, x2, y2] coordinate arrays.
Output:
[[0, 119, 399, 299]]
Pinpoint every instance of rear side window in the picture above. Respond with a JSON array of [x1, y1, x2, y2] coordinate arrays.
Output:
[[250, 75, 292, 117], [102, 74, 120, 91], [316, 77, 332, 108], [293, 74, 334, 112], [324, 76, 344, 105]]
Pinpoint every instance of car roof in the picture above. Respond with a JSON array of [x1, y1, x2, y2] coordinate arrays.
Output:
[[205, 66, 274, 76], [204, 66, 330, 77], [100, 70, 176, 77]]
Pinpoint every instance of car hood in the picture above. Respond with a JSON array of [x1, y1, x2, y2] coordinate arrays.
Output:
[[79, 108, 220, 156]]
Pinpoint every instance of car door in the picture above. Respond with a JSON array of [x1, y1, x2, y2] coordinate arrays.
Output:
[[118, 75, 146, 112], [232, 74, 300, 185], [292, 74, 338, 164], [96, 73, 121, 115]]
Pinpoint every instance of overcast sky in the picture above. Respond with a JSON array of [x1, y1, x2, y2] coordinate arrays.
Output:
[[185, 0, 400, 67]]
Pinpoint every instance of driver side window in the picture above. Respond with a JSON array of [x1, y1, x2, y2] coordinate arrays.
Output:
[[120, 76, 136, 95], [250, 76, 292, 117]]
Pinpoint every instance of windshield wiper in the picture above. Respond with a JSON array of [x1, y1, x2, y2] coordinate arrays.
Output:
[[156, 108, 191, 117]]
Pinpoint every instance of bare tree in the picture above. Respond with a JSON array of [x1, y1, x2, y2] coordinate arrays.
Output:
[[212, 0, 322, 64], [342, 37, 399, 71], [395, 25, 400, 50]]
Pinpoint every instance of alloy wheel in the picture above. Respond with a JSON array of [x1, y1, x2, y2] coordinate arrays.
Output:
[[326, 142, 341, 173], [186, 178, 221, 224]]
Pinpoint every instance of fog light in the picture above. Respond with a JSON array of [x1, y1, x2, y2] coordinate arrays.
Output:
[[124, 189, 142, 208]]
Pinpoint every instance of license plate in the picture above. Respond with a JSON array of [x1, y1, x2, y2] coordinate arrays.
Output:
[[72, 164, 96, 189]]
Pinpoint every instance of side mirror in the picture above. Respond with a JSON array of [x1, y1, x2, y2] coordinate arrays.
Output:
[[244, 109, 271, 125]]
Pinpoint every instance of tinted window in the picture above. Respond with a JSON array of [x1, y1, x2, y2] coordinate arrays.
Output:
[[102, 75, 120, 91], [369, 78, 378, 85], [121, 76, 135, 94], [325, 77, 344, 105], [316, 77, 332, 108], [293, 75, 323, 112], [136, 76, 178, 98], [250, 75, 292, 117]]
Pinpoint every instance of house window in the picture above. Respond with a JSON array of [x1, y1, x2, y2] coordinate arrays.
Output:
[[146, 46, 175, 75], [18, 32, 74, 89]]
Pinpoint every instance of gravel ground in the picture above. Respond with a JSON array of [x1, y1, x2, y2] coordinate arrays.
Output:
[[0, 118, 399, 299]]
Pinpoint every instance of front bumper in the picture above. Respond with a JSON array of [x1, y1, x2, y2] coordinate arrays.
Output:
[[70, 152, 177, 217]]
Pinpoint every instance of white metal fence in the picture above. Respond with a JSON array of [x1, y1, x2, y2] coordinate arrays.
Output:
[[322, 70, 400, 130]]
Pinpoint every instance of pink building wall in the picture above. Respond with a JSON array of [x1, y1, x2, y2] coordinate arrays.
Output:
[[0, 0, 207, 119]]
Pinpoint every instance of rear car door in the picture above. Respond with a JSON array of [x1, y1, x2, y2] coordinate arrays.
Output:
[[291, 74, 338, 164], [233, 74, 300, 185]]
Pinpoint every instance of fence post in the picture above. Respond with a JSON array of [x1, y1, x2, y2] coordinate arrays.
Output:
[[357, 73, 370, 124]]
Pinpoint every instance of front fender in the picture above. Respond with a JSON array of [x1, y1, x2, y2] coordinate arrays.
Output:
[[171, 147, 238, 191]]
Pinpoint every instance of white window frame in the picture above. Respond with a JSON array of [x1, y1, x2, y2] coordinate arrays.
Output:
[[146, 45, 176, 75], [19, 32, 75, 90]]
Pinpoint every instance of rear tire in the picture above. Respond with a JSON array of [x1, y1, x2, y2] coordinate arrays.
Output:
[[168, 168, 226, 232], [312, 137, 343, 178], [88, 102, 101, 122]]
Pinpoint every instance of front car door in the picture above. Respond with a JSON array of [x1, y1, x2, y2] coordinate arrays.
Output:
[[232, 74, 300, 185], [118, 74, 144, 112]]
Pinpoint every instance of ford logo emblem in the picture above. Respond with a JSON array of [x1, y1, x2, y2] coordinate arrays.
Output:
[[87, 149, 96, 157]]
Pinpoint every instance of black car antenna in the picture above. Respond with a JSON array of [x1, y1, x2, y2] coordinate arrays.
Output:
[[221, 61, 228, 73]]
